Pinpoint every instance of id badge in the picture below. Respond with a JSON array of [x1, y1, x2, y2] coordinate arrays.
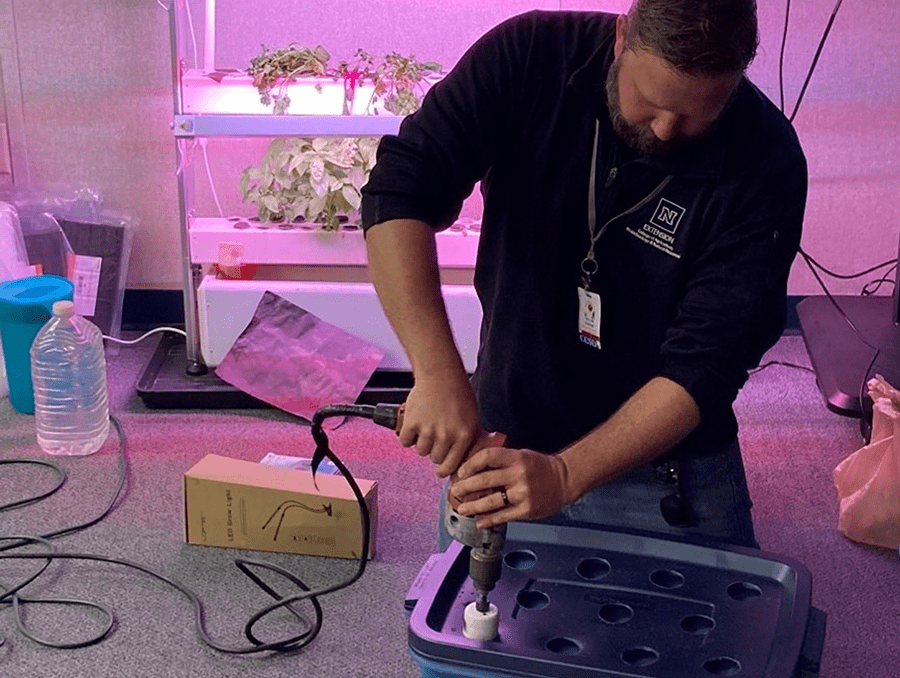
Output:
[[578, 286, 602, 350]]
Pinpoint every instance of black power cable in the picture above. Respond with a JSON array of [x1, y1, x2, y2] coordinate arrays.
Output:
[[802, 253, 898, 282], [750, 360, 815, 376], [778, 0, 792, 113], [0, 459, 66, 511], [778, 0, 886, 437], [781, 0, 846, 124], [778, 0, 855, 300], [778, 0, 852, 285], [0, 405, 397, 653], [798, 248, 882, 440], [861, 264, 897, 297]]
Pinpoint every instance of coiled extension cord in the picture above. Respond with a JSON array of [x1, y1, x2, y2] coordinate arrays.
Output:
[[0, 404, 396, 653]]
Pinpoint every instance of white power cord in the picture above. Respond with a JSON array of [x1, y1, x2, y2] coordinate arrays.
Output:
[[103, 327, 186, 346], [200, 138, 225, 218]]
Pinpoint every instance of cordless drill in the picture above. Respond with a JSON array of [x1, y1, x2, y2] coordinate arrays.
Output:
[[372, 403, 507, 612]]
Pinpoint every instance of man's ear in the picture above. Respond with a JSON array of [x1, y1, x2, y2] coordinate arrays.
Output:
[[614, 14, 628, 60]]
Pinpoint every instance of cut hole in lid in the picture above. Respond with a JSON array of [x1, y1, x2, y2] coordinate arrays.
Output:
[[598, 603, 634, 625], [576, 557, 611, 580], [704, 657, 742, 675], [515, 590, 550, 610], [545, 637, 581, 656], [649, 569, 685, 589], [503, 550, 537, 570], [727, 582, 762, 601], [681, 614, 716, 635], [621, 646, 659, 667]]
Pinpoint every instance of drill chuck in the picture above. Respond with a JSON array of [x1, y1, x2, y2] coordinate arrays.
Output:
[[444, 506, 506, 554], [444, 504, 507, 608], [469, 548, 503, 603]]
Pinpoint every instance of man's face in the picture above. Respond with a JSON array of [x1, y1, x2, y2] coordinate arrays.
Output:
[[607, 15, 740, 156]]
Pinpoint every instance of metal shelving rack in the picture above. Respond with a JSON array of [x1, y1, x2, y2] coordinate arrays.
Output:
[[138, 1, 477, 407]]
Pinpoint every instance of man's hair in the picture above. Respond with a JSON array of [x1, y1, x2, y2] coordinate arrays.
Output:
[[624, 0, 759, 75]]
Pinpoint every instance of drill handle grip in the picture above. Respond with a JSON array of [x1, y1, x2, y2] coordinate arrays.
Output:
[[373, 403, 405, 433]]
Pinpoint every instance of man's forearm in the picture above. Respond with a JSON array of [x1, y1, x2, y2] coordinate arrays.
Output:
[[366, 218, 482, 472], [365, 219, 467, 378], [557, 377, 702, 502]]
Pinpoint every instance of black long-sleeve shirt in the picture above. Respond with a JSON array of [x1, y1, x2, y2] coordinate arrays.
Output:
[[361, 10, 807, 458]]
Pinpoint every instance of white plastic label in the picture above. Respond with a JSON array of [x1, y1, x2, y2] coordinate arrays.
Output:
[[0, 343, 8, 398], [67, 253, 102, 317], [578, 286, 602, 350], [259, 452, 339, 475]]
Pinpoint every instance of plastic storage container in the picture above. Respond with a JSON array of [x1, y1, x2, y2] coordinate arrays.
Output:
[[30, 300, 109, 455], [406, 523, 827, 678], [0, 275, 74, 413], [0, 201, 31, 281]]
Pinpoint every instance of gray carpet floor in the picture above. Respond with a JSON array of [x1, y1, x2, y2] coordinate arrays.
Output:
[[0, 333, 898, 677]]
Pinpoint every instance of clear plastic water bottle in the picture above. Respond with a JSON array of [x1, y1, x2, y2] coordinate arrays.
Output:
[[30, 300, 110, 455]]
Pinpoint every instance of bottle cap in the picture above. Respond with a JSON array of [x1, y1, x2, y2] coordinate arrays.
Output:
[[53, 300, 75, 317]]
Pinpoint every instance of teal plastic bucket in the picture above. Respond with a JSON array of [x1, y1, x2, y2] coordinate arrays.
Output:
[[0, 275, 74, 414]]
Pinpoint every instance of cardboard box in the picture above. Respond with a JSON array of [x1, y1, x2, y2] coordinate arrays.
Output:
[[184, 454, 377, 559]]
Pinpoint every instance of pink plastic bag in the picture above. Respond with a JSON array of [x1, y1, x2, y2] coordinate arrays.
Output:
[[833, 375, 900, 549], [214, 291, 385, 424]]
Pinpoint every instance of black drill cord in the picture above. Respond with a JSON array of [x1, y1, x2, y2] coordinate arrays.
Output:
[[0, 408, 374, 654], [0, 459, 66, 511]]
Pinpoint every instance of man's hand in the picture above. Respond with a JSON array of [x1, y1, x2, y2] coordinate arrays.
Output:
[[450, 446, 573, 529], [398, 366, 481, 478]]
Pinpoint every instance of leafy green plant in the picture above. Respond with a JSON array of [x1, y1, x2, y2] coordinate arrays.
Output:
[[248, 44, 331, 115], [241, 45, 440, 229], [247, 44, 440, 115], [240, 136, 380, 231], [336, 49, 441, 115]]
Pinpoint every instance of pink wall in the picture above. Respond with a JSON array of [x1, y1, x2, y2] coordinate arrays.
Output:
[[2, 0, 897, 296], [747, 0, 900, 297]]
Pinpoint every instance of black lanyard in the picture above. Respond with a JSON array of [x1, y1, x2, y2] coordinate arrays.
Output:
[[580, 119, 673, 290]]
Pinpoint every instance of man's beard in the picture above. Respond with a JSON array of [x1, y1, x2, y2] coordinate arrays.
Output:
[[605, 57, 683, 156]]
